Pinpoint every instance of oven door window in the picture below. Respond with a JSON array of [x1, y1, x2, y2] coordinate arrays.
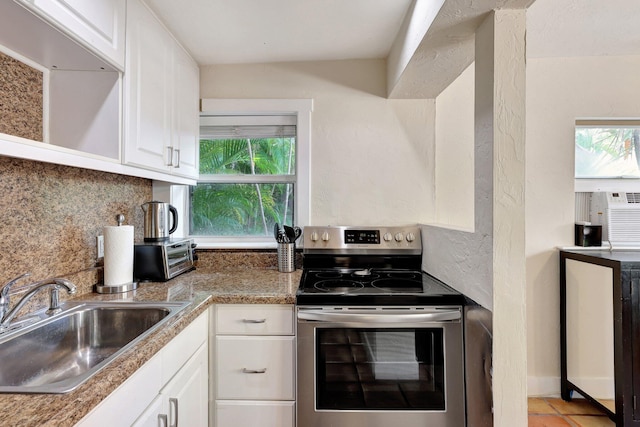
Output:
[[316, 328, 445, 410]]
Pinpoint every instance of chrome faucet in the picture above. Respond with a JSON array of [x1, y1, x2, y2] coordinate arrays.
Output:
[[0, 273, 30, 321], [0, 274, 77, 329]]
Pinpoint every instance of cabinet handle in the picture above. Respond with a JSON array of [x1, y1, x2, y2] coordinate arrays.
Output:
[[166, 146, 174, 167], [158, 414, 168, 427], [174, 149, 180, 168], [242, 318, 266, 323], [169, 398, 179, 427], [242, 368, 267, 374]]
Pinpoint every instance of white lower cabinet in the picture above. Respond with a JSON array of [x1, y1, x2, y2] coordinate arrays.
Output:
[[214, 304, 295, 427], [76, 310, 209, 427], [133, 343, 208, 427]]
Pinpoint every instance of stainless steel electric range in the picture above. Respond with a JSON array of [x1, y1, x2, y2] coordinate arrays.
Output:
[[296, 225, 467, 427]]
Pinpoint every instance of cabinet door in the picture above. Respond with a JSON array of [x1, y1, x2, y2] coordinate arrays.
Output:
[[124, 0, 172, 173], [630, 269, 640, 422], [162, 343, 209, 427], [565, 260, 615, 400], [216, 336, 295, 400], [170, 43, 199, 179], [24, 0, 125, 69], [132, 395, 164, 427], [75, 354, 163, 427]]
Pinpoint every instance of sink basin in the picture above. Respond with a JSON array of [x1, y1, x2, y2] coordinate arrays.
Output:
[[0, 301, 189, 393]]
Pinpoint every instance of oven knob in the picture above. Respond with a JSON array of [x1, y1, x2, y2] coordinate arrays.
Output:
[[394, 233, 404, 242], [321, 231, 330, 241], [383, 233, 393, 242], [310, 231, 319, 241], [406, 232, 415, 242]]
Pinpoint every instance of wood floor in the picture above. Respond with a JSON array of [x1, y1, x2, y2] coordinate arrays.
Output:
[[528, 397, 615, 426]]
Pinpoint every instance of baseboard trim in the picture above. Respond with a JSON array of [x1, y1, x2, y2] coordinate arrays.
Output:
[[528, 376, 560, 397]]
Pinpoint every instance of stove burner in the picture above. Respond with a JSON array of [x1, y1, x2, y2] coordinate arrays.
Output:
[[314, 280, 365, 294]]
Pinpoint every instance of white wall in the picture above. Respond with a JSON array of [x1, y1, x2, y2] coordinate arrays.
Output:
[[526, 54, 640, 396], [199, 59, 436, 226], [424, 59, 491, 309], [434, 63, 474, 230]]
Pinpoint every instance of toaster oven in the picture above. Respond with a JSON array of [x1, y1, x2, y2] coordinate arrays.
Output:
[[133, 238, 195, 282]]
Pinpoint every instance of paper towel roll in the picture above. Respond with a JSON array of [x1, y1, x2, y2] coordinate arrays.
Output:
[[103, 225, 134, 286]]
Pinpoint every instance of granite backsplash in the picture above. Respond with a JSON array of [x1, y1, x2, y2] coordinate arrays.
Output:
[[0, 156, 152, 296], [0, 51, 43, 142], [0, 156, 289, 311]]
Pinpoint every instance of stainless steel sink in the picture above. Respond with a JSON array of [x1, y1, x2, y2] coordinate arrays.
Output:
[[0, 301, 190, 394]]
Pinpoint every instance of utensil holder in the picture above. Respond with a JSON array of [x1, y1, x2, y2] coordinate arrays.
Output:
[[277, 243, 296, 273]]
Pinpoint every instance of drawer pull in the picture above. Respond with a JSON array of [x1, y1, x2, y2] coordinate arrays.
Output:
[[242, 318, 266, 324], [242, 368, 267, 374]]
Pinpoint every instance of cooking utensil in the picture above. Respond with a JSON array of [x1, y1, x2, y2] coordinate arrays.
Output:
[[275, 223, 288, 243], [293, 226, 302, 241], [284, 225, 296, 243]]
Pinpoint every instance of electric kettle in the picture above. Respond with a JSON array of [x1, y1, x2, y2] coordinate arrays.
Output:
[[141, 201, 178, 241]]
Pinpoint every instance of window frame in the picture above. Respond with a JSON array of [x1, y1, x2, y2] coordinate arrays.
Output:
[[186, 98, 312, 249]]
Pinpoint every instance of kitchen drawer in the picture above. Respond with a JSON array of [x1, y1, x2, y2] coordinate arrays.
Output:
[[216, 304, 294, 335], [216, 336, 295, 400], [216, 401, 295, 427]]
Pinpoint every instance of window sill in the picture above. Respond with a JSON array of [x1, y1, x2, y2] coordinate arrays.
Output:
[[575, 178, 640, 192], [192, 237, 280, 250]]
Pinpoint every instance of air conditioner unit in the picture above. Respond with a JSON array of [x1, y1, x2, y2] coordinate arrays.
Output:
[[590, 192, 640, 246]]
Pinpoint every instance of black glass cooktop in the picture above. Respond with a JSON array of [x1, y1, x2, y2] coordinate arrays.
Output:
[[296, 268, 465, 306]]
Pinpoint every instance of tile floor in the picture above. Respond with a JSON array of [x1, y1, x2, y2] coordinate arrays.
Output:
[[528, 397, 615, 426]]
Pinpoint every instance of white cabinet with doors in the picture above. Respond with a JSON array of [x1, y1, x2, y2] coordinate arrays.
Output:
[[132, 344, 208, 427], [76, 309, 209, 427], [213, 304, 296, 427], [124, 0, 199, 180], [0, 0, 201, 185], [15, 0, 126, 70]]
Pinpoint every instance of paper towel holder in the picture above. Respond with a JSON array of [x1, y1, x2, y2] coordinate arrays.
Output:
[[96, 214, 139, 294]]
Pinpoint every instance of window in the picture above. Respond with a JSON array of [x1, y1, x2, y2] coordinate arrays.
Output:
[[575, 119, 640, 192], [576, 120, 640, 178], [190, 99, 311, 248]]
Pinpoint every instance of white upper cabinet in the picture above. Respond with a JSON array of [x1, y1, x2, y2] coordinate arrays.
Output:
[[171, 42, 200, 179], [0, 0, 199, 184], [124, 0, 199, 180], [17, 0, 126, 70]]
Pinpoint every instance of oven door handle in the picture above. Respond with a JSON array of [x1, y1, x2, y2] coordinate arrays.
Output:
[[297, 309, 461, 323]]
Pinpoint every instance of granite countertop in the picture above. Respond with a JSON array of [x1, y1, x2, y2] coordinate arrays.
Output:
[[0, 268, 301, 427]]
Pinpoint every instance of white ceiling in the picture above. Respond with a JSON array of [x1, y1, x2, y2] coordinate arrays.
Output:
[[527, 0, 640, 58], [146, 0, 640, 66], [145, 0, 414, 65]]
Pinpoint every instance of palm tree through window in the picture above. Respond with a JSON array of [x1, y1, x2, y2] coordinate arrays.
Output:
[[191, 116, 296, 237]]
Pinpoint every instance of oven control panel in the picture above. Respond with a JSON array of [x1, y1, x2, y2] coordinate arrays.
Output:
[[303, 225, 422, 254]]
